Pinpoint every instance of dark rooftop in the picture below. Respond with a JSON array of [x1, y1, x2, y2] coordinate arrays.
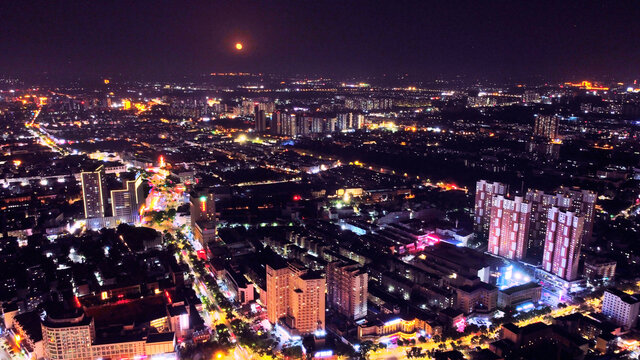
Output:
[[500, 281, 541, 295], [14, 311, 43, 342]]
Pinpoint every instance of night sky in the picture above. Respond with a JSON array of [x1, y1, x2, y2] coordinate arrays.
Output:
[[2, 0, 639, 81]]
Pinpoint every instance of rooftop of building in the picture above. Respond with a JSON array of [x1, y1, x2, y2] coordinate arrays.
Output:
[[85, 295, 168, 327], [471, 349, 502, 360], [167, 304, 188, 317], [93, 333, 145, 346], [42, 301, 93, 328], [146, 332, 175, 343], [424, 242, 504, 270], [440, 307, 464, 319], [265, 255, 289, 270], [14, 311, 43, 342], [502, 321, 548, 335], [606, 288, 640, 304], [299, 270, 324, 281], [499, 281, 541, 295], [458, 281, 497, 294]]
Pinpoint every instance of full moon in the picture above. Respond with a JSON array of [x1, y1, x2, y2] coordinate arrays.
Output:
[[235, 42, 243, 50]]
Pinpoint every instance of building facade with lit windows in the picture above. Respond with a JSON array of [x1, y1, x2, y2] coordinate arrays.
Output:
[[326, 261, 368, 320], [357, 314, 441, 342], [266, 260, 326, 336], [110, 174, 145, 217], [189, 190, 216, 248], [40, 304, 176, 360], [81, 165, 107, 218], [583, 257, 616, 280], [474, 180, 508, 234], [497, 282, 542, 309], [542, 208, 584, 281], [525, 187, 597, 250], [454, 281, 498, 315], [602, 288, 640, 330], [254, 106, 267, 133], [266, 261, 293, 325], [271, 110, 284, 135], [556, 187, 597, 243], [525, 189, 561, 250], [488, 195, 531, 260], [533, 114, 560, 140], [12, 311, 44, 360], [189, 190, 216, 227], [286, 271, 326, 335], [41, 307, 95, 360]]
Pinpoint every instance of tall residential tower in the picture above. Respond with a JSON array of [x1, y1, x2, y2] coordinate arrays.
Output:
[[474, 180, 509, 235], [81, 165, 108, 218], [488, 195, 531, 260]]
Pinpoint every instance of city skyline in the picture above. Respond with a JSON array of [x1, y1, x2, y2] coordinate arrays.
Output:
[[3, 2, 640, 360]]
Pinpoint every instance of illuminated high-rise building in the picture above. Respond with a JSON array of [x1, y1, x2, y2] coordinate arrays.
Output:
[[41, 301, 175, 360], [254, 106, 267, 133], [556, 187, 597, 242], [336, 113, 353, 131], [111, 174, 145, 217], [542, 208, 584, 281], [283, 113, 298, 137], [533, 114, 559, 140], [525, 189, 560, 250], [287, 271, 325, 335], [271, 110, 284, 135], [190, 190, 216, 248], [526, 186, 597, 250], [241, 100, 255, 116], [255, 101, 275, 114], [326, 116, 336, 133], [42, 305, 95, 360], [266, 261, 293, 325], [488, 195, 531, 260], [602, 288, 640, 330], [522, 90, 541, 104], [190, 190, 215, 226], [311, 117, 323, 134], [474, 180, 509, 234], [81, 165, 108, 219], [354, 113, 365, 129], [327, 261, 367, 320], [297, 115, 311, 136], [266, 260, 325, 335]]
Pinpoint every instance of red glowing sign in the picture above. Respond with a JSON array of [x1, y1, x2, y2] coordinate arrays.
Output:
[[293, 194, 302, 201]]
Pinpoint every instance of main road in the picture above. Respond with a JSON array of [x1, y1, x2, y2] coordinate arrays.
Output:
[[142, 168, 254, 360]]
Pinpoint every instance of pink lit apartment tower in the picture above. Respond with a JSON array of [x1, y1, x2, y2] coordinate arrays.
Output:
[[474, 180, 509, 234], [488, 195, 531, 260], [542, 208, 584, 281]]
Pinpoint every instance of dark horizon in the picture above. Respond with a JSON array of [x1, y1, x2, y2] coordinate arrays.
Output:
[[2, 0, 640, 82]]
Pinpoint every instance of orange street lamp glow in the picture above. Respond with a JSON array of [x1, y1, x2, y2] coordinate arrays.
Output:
[[235, 42, 243, 50]]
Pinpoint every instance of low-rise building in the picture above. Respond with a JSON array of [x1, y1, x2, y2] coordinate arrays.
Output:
[[357, 313, 441, 342], [583, 257, 616, 280], [497, 282, 542, 309], [455, 281, 497, 315]]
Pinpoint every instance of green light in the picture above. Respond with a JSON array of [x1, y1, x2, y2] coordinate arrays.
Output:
[[199, 196, 207, 203]]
